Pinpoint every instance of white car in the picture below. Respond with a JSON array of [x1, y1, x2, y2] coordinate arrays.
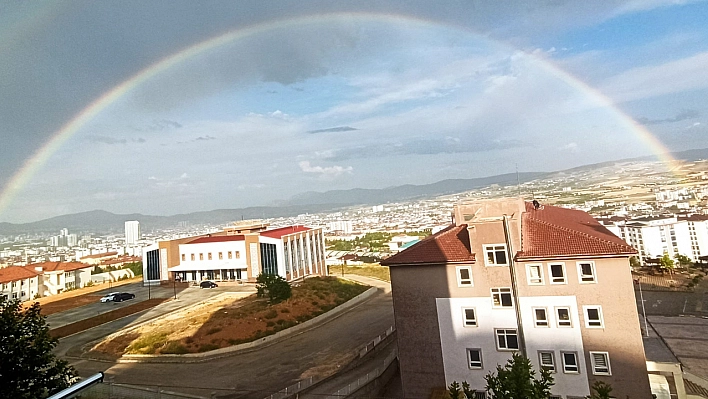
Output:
[[100, 292, 120, 303]]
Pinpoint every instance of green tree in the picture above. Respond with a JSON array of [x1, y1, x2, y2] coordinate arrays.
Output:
[[447, 381, 462, 399], [629, 256, 641, 269], [125, 261, 143, 276], [675, 254, 693, 269], [256, 273, 292, 303], [660, 253, 675, 278], [0, 298, 76, 398], [587, 380, 613, 399], [485, 353, 554, 399]]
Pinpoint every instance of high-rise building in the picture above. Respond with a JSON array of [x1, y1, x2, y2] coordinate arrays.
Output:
[[382, 198, 651, 399], [125, 221, 141, 245]]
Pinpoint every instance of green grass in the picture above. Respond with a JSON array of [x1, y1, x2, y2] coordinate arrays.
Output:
[[329, 263, 390, 282], [126, 332, 169, 354]]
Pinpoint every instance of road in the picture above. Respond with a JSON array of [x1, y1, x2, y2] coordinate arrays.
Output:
[[59, 275, 395, 398]]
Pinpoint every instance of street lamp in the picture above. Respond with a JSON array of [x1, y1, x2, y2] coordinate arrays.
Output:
[[635, 277, 649, 337]]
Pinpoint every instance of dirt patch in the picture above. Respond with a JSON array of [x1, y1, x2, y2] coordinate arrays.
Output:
[[51, 298, 169, 339], [93, 277, 368, 356], [39, 295, 103, 316]]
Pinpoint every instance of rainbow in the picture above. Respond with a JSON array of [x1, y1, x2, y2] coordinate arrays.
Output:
[[0, 12, 680, 219]]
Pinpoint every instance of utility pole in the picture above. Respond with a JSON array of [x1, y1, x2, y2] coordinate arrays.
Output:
[[503, 215, 526, 357]]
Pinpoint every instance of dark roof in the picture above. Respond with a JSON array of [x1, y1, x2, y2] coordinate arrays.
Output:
[[381, 225, 475, 266], [517, 202, 636, 259], [261, 225, 311, 239], [188, 235, 245, 244]]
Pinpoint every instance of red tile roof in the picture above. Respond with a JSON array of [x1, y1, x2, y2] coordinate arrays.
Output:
[[381, 225, 475, 266], [80, 251, 118, 260], [260, 225, 311, 239], [188, 235, 245, 244], [0, 266, 39, 284], [26, 261, 93, 273], [517, 202, 636, 260]]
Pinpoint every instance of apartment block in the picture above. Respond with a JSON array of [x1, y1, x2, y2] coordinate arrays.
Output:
[[382, 198, 651, 399]]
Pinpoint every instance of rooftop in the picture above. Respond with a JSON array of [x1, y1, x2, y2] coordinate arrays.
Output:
[[261, 225, 311, 239], [0, 266, 39, 284], [188, 235, 245, 244], [26, 261, 93, 273], [381, 225, 474, 266]]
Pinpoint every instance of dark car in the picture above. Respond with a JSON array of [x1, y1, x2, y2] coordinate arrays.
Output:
[[112, 292, 135, 302], [200, 281, 218, 289]]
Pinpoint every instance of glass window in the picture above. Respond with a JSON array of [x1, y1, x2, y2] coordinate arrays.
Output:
[[235, 251, 240, 259], [208, 252, 212, 260], [457, 266, 473, 286], [219, 252, 223, 260], [562, 352, 579, 373], [584, 306, 604, 328], [463, 308, 477, 327], [527, 264, 543, 284], [191, 253, 195, 261], [199, 253, 204, 260], [556, 307, 572, 327], [578, 262, 596, 283], [228, 251, 232, 259], [467, 348, 483, 369], [496, 329, 519, 350], [539, 351, 556, 372], [181, 254, 185, 261], [484, 245, 508, 266], [533, 308, 548, 327], [549, 263, 566, 284], [590, 352, 611, 375], [491, 288, 513, 308]]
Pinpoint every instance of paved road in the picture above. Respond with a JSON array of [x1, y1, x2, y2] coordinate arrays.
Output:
[[61, 275, 395, 398]]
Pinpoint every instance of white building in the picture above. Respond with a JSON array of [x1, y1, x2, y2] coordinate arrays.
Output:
[[125, 220, 141, 245], [27, 261, 94, 296], [0, 266, 40, 302]]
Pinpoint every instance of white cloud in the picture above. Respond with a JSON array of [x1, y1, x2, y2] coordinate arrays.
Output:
[[298, 160, 353, 178], [560, 143, 579, 152], [180, 173, 188, 179]]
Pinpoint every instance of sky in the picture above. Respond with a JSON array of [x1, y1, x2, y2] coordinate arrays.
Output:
[[2, 1, 708, 223]]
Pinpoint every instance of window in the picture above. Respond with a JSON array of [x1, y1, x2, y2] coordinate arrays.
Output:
[[208, 252, 212, 260], [12, 281, 17, 288], [584, 306, 604, 328], [181, 254, 186, 261], [462, 308, 477, 327], [467, 348, 483, 368], [457, 266, 473, 286], [228, 251, 232, 259], [219, 252, 223, 260], [527, 264, 544, 285], [491, 288, 513, 307], [533, 308, 549, 327], [556, 307, 572, 327], [539, 351, 556, 372], [495, 329, 519, 350], [191, 253, 195, 261], [590, 352, 611, 375], [235, 251, 240, 259], [484, 245, 508, 266], [12, 292, 17, 299], [549, 263, 566, 284], [562, 352, 579, 373], [577, 262, 597, 283], [199, 253, 204, 260]]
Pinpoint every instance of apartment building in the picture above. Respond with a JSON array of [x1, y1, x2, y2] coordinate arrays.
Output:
[[143, 221, 326, 284], [382, 198, 651, 399], [0, 266, 40, 301], [25, 261, 93, 296]]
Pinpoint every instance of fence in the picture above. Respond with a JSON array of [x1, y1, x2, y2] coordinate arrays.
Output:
[[77, 381, 208, 399], [262, 376, 315, 399], [323, 348, 398, 399], [358, 326, 395, 358]]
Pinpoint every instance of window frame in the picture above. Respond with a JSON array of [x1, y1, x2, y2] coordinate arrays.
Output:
[[538, 351, 556, 373], [467, 348, 483, 369], [555, 307, 572, 328], [484, 244, 509, 266], [589, 351, 612, 375], [577, 261, 597, 283], [181, 254, 186, 262], [495, 329, 519, 351], [548, 263, 567, 284], [526, 264, 544, 285], [456, 266, 474, 287], [584, 306, 604, 328], [533, 307, 549, 327], [561, 351, 580, 374], [462, 307, 477, 327], [491, 287, 513, 308]]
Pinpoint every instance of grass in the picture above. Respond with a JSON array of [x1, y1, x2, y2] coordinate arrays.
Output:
[[328, 263, 390, 282]]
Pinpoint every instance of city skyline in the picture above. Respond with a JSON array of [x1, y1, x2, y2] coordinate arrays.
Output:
[[2, 2, 708, 223]]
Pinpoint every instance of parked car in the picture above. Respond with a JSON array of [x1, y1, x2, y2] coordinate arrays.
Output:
[[100, 292, 120, 303], [112, 292, 136, 302], [200, 281, 218, 289]]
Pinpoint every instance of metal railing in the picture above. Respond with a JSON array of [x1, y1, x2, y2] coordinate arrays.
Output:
[[263, 376, 315, 399], [76, 381, 207, 399], [358, 326, 395, 358], [324, 348, 398, 399]]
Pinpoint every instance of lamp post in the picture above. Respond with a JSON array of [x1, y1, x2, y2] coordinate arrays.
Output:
[[635, 277, 649, 337]]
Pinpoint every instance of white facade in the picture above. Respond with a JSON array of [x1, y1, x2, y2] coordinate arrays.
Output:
[[125, 220, 141, 245], [0, 273, 40, 302], [610, 216, 708, 262], [174, 239, 248, 281]]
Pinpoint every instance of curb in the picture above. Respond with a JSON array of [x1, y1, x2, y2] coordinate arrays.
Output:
[[85, 286, 379, 364]]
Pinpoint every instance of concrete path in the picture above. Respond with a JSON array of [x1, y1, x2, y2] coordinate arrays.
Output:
[[648, 316, 708, 379]]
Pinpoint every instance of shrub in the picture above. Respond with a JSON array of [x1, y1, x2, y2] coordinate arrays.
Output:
[[256, 273, 292, 303], [161, 342, 188, 354]]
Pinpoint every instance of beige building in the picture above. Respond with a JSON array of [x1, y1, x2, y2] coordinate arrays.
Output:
[[382, 198, 651, 399], [0, 266, 41, 301], [26, 261, 94, 296]]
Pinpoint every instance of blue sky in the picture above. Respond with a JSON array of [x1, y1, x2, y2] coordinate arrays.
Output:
[[1, 1, 708, 223]]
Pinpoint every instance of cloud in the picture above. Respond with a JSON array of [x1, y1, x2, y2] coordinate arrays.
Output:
[[180, 173, 188, 179], [560, 142, 579, 152], [86, 135, 127, 145], [636, 109, 700, 125], [298, 160, 353, 178], [195, 135, 216, 141], [307, 126, 359, 134]]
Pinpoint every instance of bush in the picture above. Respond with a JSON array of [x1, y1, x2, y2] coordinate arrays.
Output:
[[256, 273, 292, 303], [161, 342, 188, 354]]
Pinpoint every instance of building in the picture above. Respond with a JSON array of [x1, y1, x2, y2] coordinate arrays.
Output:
[[26, 261, 94, 296], [0, 266, 40, 301], [382, 198, 651, 399], [80, 251, 120, 265], [142, 220, 326, 284], [125, 220, 141, 246]]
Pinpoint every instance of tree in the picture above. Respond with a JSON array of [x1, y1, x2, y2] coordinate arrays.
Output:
[[0, 298, 76, 398], [485, 353, 554, 399], [256, 273, 292, 303], [675, 254, 693, 270], [587, 380, 613, 399], [629, 256, 641, 269], [659, 253, 675, 278]]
